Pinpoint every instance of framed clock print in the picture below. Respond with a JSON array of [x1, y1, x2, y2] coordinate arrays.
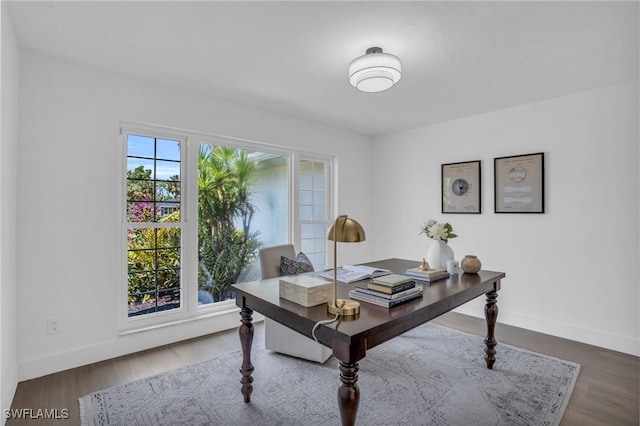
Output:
[[494, 152, 544, 213], [441, 160, 481, 214]]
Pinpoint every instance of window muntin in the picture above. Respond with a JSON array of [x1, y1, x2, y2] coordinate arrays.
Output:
[[298, 159, 329, 270], [127, 227, 181, 317], [126, 135, 181, 223], [125, 134, 182, 317]]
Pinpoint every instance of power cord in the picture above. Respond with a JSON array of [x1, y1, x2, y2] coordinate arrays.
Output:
[[311, 313, 340, 343]]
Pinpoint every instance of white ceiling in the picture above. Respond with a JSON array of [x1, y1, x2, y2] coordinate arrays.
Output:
[[5, 1, 639, 136]]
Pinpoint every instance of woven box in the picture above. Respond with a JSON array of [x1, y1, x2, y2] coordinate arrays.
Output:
[[279, 275, 334, 307]]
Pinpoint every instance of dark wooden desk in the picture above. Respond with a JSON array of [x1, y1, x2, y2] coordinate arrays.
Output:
[[232, 258, 505, 426]]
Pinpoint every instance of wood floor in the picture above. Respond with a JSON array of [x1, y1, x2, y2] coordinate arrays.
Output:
[[8, 312, 639, 425]]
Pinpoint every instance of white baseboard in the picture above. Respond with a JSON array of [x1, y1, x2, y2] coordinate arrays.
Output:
[[454, 304, 639, 356], [18, 303, 638, 382], [18, 311, 264, 381]]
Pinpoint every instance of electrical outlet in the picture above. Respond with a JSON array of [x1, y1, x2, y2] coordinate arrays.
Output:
[[47, 317, 62, 334]]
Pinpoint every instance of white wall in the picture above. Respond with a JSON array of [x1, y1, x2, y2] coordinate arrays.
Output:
[[16, 51, 372, 380], [1, 2, 19, 419], [371, 80, 639, 356]]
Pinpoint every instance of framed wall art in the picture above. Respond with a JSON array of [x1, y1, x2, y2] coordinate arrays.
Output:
[[441, 160, 481, 214], [494, 152, 544, 213]]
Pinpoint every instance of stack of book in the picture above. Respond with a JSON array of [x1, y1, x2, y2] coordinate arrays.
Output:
[[404, 267, 450, 282], [348, 274, 423, 308]]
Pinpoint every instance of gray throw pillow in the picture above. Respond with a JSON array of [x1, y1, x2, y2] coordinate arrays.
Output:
[[280, 252, 314, 276]]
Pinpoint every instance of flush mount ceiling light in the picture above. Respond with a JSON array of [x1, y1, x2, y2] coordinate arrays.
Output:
[[349, 47, 402, 93]]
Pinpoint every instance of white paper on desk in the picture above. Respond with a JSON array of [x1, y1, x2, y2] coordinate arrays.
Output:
[[317, 265, 391, 283]]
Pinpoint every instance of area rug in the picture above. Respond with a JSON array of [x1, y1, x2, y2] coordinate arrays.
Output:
[[79, 323, 579, 426]]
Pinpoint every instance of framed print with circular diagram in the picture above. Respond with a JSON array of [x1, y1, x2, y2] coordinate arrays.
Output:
[[494, 152, 544, 213], [441, 160, 481, 214]]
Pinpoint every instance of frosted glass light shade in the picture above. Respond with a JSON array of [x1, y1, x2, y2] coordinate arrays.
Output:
[[349, 47, 401, 93]]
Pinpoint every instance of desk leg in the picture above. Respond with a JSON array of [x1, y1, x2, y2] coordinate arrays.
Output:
[[239, 306, 254, 403], [484, 290, 498, 369], [338, 361, 360, 426]]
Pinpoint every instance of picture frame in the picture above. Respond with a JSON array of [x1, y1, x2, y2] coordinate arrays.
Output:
[[441, 160, 481, 214], [494, 152, 545, 213]]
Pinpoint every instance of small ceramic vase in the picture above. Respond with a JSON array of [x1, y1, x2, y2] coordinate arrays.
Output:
[[461, 255, 481, 274]]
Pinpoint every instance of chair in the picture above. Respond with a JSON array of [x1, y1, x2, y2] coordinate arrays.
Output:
[[259, 244, 332, 363]]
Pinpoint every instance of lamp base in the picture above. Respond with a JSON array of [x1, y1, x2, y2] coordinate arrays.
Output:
[[327, 299, 360, 316]]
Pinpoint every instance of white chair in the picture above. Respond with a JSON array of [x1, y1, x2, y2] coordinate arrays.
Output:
[[259, 244, 332, 363]]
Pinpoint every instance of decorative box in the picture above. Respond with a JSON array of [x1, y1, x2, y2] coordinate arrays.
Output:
[[279, 275, 334, 307]]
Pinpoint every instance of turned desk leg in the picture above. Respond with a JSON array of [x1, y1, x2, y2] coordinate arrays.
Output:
[[338, 361, 360, 426], [484, 290, 498, 369], [239, 306, 254, 403]]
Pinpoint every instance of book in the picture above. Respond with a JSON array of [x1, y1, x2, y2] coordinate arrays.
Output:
[[404, 268, 449, 282], [406, 273, 450, 283], [405, 267, 447, 277], [367, 280, 416, 294], [348, 287, 423, 308], [370, 273, 414, 287], [317, 265, 391, 283], [354, 284, 422, 300]]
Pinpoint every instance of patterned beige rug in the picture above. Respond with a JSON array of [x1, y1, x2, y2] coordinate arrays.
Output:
[[79, 323, 579, 425]]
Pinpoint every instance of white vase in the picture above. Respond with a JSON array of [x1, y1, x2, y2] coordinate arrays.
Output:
[[426, 240, 454, 270]]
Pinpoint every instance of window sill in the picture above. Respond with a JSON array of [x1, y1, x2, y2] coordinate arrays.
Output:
[[118, 304, 241, 336]]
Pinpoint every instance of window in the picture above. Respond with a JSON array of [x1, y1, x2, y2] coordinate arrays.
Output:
[[125, 134, 183, 318], [297, 159, 330, 270], [196, 144, 290, 306], [121, 124, 333, 329]]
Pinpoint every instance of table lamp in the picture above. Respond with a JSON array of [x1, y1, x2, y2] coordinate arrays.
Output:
[[326, 215, 366, 316]]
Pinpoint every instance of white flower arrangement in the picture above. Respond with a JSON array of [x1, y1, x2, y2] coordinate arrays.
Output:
[[420, 219, 458, 244]]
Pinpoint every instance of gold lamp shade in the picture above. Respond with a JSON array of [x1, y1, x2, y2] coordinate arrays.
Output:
[[326, 215, 366, 243], [326, 215, 366, 316]]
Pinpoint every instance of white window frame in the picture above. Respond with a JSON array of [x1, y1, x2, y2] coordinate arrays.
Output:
[[119, 123, 192, 332], [118, 122, 334, 333]]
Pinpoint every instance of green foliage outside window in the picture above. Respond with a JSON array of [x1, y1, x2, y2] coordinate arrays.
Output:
[[127, 215, 181, 305], [198, 146, 261, 302], [127, 163, 182, 308]]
